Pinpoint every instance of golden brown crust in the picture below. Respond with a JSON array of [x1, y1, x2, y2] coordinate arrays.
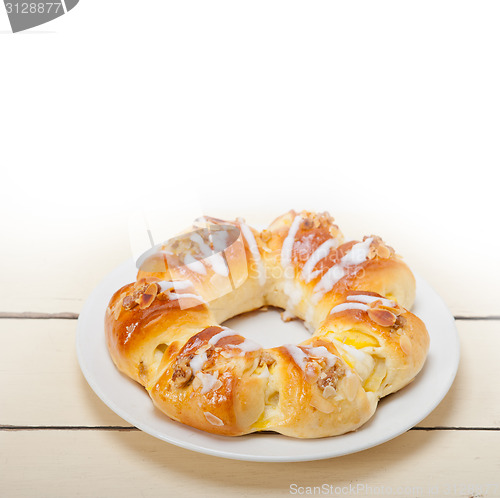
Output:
[[104, 210, 429, 438]]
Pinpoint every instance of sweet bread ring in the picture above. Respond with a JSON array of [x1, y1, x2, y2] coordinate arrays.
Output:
[[105, 210, 429, 438]]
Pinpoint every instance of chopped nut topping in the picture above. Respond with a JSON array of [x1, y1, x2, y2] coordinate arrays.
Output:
[[259, 351, 276, 368], [260, 230, 272, 242], [303, 218, 314, 230], [393, 314, 407, 330], [328, 225, 341, 238], [317, 362, 345, 390], [368, 307, 397, 327], [172, 357, 193, 388], [122, 295, 139, 310]]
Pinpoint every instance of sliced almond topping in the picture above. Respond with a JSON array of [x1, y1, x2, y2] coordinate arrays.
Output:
[[192, 376, 202, 391], [391, 304, 404, 316], [368, 245, 378, 260], [145, 282, 159, 298], [322, 385, 336, 399], [138, 292, 155, 309], [400, 335, 412, 356], [376, 244, 392, 259], [305, 365, 320, 384], [344, 373, 359, 402], [310, 393, 335, 414], [113, 301, 123, 320], [368, 307, 397, 327], [204, 411, 224, 426], [377, 304, 403, 317]]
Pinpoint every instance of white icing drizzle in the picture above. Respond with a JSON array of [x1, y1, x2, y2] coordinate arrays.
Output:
[[206, 252, 229, 277], [169, 292, 207, 304], [208, 327, 237, 346], [329, 302, 370, 314], [313, 237, 374, 300], [284, 344, 309, 370], [302, 238, 338, 283], [188, 232, 229, 277], [234, 338, 262, 354], [306, 346, 338, 368], [189, 350, 208, 374], [346, 294, 396, 308], [280, 215, 302, 268], [208, 327, 262, 355], [210, 230, 228, 253], [284, 344, 339, 371], [123, 322, 138, 344], [313, 264, 345, 298], [157, 280, 193, 293], [183, 254, 207, 274], [238, 220, 266, 286], [189, 232, 212, 257], [340, 237, 374, 266], [196, 371, 221, 394]]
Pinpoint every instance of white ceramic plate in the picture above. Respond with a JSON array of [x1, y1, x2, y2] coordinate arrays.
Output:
[[76, 259, 459, 462]]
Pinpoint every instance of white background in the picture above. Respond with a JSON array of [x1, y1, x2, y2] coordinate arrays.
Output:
[[1, 1, 499, 314]]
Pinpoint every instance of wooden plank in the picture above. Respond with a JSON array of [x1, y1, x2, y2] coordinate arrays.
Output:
[[0, 319, 128, 427], [419, 320, 500, 428], [0, 211, 498, 317], [0, 319, 498, 429], [0, 430, 499, 497]]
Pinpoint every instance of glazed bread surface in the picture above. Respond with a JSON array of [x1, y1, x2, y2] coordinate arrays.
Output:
[[105, 210, 429, 438]]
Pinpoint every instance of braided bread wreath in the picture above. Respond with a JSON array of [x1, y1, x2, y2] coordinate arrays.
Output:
[[105, 210, 430, 438]]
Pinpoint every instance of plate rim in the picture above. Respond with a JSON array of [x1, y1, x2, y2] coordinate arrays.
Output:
[[76, 258, 460, 462]]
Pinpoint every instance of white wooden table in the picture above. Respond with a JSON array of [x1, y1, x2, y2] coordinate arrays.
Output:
[[1, 209, 499, 498]]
